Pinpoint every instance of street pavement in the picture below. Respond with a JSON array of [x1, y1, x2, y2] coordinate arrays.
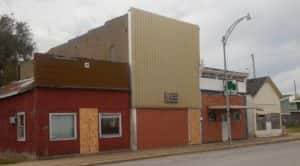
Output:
[[102, 141, 300, 166]]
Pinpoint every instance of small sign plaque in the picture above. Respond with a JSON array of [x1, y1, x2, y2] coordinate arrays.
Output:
[[164, 92, 179, 104]]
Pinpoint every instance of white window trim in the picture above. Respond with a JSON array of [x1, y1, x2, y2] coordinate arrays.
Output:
[[49, 113, 77, 141], [16, 112, 26, 142], [99, 113, 122, 138]]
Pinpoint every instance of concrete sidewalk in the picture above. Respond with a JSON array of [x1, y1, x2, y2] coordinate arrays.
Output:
[[13, 133, 300, 166]]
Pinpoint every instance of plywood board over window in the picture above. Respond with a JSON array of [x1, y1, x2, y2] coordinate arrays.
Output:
[[80, 108, 99, 154]]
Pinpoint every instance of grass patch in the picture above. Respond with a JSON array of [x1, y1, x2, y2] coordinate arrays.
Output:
[[287, 126, 300, 133], [0, 157, 28, 165]]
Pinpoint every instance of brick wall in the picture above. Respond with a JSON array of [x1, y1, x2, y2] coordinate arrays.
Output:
[[201, 93, 246, 143]]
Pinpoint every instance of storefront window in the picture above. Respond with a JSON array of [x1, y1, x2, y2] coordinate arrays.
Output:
[[256, 114, 266, 130], [49, 113, 77, 141], [100, 113, 122, 138]]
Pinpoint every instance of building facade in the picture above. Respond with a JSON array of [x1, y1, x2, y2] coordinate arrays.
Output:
[[0, 8, 202, 156], [247, 77, 282, 137], [50, 8, 202, 150], [200, 66, 248, 143], [281, 95, 300, 126], [0, 54, 130, 157]]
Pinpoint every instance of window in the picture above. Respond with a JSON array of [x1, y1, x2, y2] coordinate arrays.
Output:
[[271, 113, 281, 129], [233, 112, 241, 121], [100, 113, 122, 138], [49, 113, 77, 141], [297, 103, 300, 110], [202, 73, 216, 79], [208, 112, 217, 121], [16, 112, 26, 141], [256, 114, 266, 130]]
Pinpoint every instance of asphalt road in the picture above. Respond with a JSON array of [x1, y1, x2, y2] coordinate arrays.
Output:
[[103, 141, 300, 166]]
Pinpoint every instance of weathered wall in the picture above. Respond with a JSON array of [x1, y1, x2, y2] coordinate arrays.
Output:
[[48, 15, 128, 63], [34, 53, 129, 90], [251, 82, 282, 136], [34, 88, 130, 156], [129, 8, 201, 109], [201, 93, 246, 143], [0, 88, 130, 157], [19, 61, 33, 80], [252, 82, 281, 114], [136, 109, 188, 149], [246, 95, 255, 137], [0, 91, 36, 156]]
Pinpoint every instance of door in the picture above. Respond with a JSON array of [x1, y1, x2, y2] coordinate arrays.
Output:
[[80, 108, 99, 154], [221, 114, 229, 142], [266, 114, 272, 137]]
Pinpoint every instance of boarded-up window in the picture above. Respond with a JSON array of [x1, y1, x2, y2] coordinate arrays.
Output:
[[256, 114, 266, 130], [271, 113, 281, 129]]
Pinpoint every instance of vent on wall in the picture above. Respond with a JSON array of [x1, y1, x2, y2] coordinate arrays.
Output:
[[164, 92, 179, 104]]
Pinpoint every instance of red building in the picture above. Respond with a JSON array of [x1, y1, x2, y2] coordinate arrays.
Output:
[[200, 67, 248, 143], [0, 54, 130, 157], [201, 93, 247, 143]]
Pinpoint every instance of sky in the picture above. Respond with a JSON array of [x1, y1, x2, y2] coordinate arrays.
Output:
[[0, 0, 299, 94]]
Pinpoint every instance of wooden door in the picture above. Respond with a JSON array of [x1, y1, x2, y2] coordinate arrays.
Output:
[[80, 108, 99, 154]]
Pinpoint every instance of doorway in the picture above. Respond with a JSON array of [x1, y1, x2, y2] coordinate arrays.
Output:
[[80, 108, 99, 154], [221, 113, 229, 142]]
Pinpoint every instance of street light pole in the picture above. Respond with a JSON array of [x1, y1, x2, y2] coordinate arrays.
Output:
[[222, 14, 251, 144]]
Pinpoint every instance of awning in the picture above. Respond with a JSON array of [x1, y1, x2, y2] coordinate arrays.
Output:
[[0, 78, 34, 99], [208, 105, 264, 111]]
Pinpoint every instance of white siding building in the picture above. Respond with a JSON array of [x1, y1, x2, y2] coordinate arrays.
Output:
[[247, 77, 283, 137]]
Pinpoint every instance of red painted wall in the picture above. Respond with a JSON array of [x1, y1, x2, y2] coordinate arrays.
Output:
[[0, 92, 36, 155], [136, 109, 188, 149], [201, 93, 246, 143], [0, 87, 130, 156], [34, 88, 130, 156]]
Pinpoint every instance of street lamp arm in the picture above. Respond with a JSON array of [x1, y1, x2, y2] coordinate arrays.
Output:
[[222, 14, 251, 44]]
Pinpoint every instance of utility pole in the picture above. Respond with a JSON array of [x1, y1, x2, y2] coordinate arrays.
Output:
[[294, 80, 297, 98], [251, 54, 256, 78], [222, 14, 251, 144]]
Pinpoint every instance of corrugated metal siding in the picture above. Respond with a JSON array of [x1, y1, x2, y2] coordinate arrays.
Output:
[[48, 15, 128, 63], [20, 61, 33, 80], [130, 8, 201, 108]]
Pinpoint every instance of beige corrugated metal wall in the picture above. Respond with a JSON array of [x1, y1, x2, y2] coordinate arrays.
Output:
[[130, 8, 201, 109], [48, 15, 128, 63], [19, 61, 33, 79]]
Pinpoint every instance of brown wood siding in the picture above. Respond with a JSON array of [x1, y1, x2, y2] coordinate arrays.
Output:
[[34, 53, 129, 90]]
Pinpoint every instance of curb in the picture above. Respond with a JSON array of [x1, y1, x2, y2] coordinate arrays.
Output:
[[81, 137, 300, 166]]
